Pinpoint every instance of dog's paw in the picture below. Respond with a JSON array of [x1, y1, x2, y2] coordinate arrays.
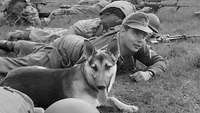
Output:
[[122, 105, 139, 113]]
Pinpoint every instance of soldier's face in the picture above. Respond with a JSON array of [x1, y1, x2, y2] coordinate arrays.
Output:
[[100, 13, 122, 28], [120, 27, 147, 53]]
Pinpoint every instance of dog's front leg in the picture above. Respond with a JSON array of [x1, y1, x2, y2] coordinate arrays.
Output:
[[106, 96, 138, 113], [98, 90, 138, 113]]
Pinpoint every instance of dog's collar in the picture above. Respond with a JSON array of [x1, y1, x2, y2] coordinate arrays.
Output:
[[81, 64, 99, 92]]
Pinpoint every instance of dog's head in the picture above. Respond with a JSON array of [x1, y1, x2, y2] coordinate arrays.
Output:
[[83, 39, 120, 92]]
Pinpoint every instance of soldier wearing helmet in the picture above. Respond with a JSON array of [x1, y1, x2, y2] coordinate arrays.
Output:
[[146, 13, 160, 33], [0, 0, 41, 26], [6, 0, 135, 43], [68, 0, 136, 38], [145, 13, 162, 43]]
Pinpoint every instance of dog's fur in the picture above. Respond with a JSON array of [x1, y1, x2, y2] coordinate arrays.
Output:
[[0, 39, 138, 112]]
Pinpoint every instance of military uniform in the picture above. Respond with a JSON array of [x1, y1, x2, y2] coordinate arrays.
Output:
[[0, 31, 166, 77], [68, 18, 111, 38], [52, 0, 109, 18], [0, 35, 85, 74], [7, 17, 107, 42], [2, 17, 118, 57], [92, 32, 166, 76], [117, 42, 166, 75]]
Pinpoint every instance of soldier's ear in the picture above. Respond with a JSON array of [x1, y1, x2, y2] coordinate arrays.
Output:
[[83, 40, 96, 58], [107, 38, 120, 61]]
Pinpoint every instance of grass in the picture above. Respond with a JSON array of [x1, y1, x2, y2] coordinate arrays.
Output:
[[111, 0, 200, 112], [1, 0, 200, 113]]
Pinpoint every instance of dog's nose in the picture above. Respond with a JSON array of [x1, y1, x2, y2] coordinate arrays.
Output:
[[97, 86, 106, 90]]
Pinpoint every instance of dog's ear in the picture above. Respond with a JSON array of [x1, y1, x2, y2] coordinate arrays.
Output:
[[83, 40, 96, 58], [107, 38, 120, 61]]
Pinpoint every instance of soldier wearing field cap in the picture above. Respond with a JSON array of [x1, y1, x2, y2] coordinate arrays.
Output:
[[92, 12, 166, 81], [116, 12, 166, 81]]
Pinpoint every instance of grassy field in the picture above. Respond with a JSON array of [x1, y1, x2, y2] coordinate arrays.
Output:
[[112, 0, 200, 113], [1, 0, 200, 113]]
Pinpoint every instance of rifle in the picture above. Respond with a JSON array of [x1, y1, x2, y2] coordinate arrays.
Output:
[[30, 0, 55, 5], [136, 0, 200, 12], [89, 29, 119, 50], [148, 34, 200, 44]]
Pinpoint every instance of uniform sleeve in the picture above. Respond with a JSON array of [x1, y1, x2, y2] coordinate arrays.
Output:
[[68, 18, 101, 38], [134, 45, 167, 76], [68, 5, 99, 15]]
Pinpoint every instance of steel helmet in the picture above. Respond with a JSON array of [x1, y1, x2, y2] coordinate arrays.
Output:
[[100, 1, 136, 18], [44, 98, 100, 113], [146, 13, 160, 33]]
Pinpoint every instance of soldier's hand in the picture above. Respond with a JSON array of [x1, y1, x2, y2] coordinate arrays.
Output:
[[43, 18, 51, 25], [129, 71, 153, 82]]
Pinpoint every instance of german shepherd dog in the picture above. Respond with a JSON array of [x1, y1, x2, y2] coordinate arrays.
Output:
[[0, 39, 138, 112]]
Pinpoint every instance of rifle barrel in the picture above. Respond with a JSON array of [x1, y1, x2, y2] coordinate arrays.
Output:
[[149, 35, 200, 44]]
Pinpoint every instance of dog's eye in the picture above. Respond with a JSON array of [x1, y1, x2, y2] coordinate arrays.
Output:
[[105, 64, 112, 70], [91, 64, 98, 71]]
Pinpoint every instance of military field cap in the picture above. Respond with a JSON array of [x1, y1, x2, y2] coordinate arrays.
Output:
[[29, 29, 58, 42], [100, 1, 136, 17], [122, 12, 153, 33]]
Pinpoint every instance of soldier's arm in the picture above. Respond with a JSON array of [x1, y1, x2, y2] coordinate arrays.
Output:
[[68, 18, 101, 39], [134, 45, 167, 76]]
